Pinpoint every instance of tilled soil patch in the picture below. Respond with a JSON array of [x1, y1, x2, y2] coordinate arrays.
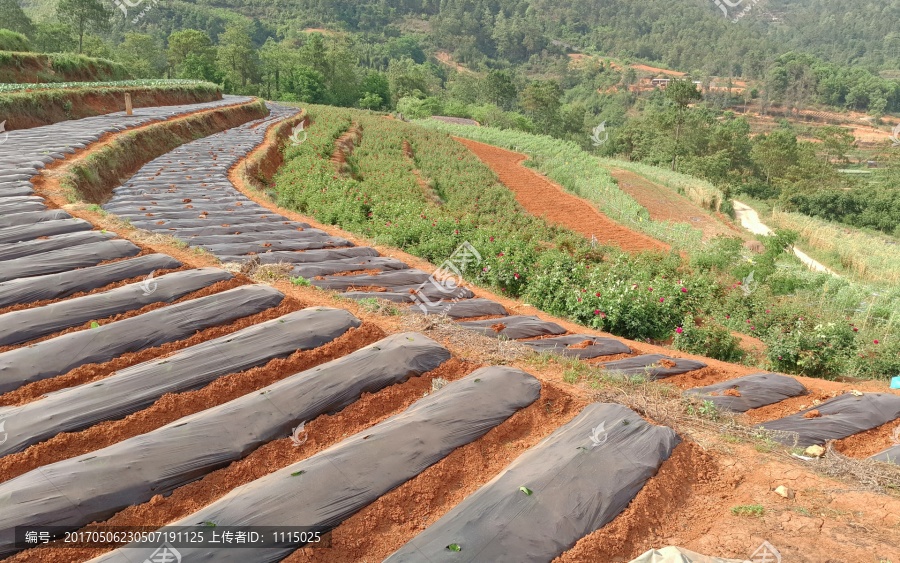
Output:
[[455, 138, 669, 254], [609, 168, 741, 240]]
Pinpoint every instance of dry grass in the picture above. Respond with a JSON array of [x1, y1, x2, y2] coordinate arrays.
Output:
[[400, 311, 532, 365], [769, 209, 900, 284], [583, 369, 900, 495]]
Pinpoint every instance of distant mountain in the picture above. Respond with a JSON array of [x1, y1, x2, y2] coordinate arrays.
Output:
[[16, 0, 900, 74]]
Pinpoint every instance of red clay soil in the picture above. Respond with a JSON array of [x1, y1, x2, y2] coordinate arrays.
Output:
[[9, 357, 477, 562], [0, 277, 247, 355], [455, 138, 669, 254], [556, 439, 900, 562], [609, 168, 743, 240], [402, 139, 443, 204], [0, 323, 383, 484], [0, 298, 303, 408], [833, 420, 900, 458], [0, 264, 189, 317], [331, 122, 363, 169], [286, 381, 588, 563]]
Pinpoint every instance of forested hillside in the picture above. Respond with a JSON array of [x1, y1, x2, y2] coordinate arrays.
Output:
[[5, 0, 900, 237]]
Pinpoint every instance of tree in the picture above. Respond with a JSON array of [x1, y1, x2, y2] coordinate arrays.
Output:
[[0, 0, 35, 37], [290, 67, 327, 103], [168, 29, 216, 79], [325, 42, 360, 107], [816, 126, 856, 165], [32, 22, 76, 53], [482, 70, 517, 110], [217, 22, 260, 92], [359, 72, 390, 110], [387, 57, 432, 101], [56, 0, 111, 53], [520, 80, 562, 134], [117, 33, 166, 78], [665, 79, 702, 171], [751, 129, 798, 184]]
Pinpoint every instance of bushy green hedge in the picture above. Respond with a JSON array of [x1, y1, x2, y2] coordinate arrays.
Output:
[[0, 51, 131, 83], [0, 30, 30, 52]]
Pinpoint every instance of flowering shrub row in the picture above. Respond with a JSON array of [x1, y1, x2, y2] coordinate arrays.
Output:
[[273, 104, 899, 381]]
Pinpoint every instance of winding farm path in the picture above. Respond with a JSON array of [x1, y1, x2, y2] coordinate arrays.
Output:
[[455, 138, 669, 253], [732, 200, 839, 276]]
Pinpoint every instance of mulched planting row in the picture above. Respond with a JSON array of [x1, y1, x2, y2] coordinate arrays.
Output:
[[0, 268, 232, 346], [0, 218, 93, 244], [386, 403, 680, 562], [0, 333, 447, 558], [521, 335, 633, 360], [0, 254, 182, 307], [0, 285, 284, 394], [0, 230, 116, 261], [458, 315, 568, 340], [0, 209, 69, 229], [92, 366, 540, 563], [0, 308, 362, 457], [290, 256, 410, 278], [407, 297, 508, 319], [685, 373, 808, 413], [599, 354, 708, 379], [755, 393, 900, 447], [218, 247, 380, 264], [0, 239, 142, 282]]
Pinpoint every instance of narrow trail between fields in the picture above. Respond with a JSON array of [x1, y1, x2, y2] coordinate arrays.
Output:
[[455, 138, 670, 253], [732, 200, 839, 276]]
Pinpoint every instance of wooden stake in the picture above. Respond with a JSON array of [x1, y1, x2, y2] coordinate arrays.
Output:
[[125, 93, 133, 116]]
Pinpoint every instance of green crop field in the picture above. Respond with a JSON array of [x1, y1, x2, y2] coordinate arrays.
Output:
[[272, 104, 900, 381]]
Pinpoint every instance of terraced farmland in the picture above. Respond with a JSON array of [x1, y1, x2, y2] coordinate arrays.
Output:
[[0, 93, 898, 563]]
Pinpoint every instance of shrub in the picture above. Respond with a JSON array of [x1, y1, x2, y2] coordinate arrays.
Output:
[[765, 320, 856, 378], [0, 30, 29, 51], [674, 316, 745, 362]]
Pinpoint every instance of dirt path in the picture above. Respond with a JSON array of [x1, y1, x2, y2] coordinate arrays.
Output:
[[610, 168, 742, 240], [455, 138, 670, 253], [732, 200, 839, 276]]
